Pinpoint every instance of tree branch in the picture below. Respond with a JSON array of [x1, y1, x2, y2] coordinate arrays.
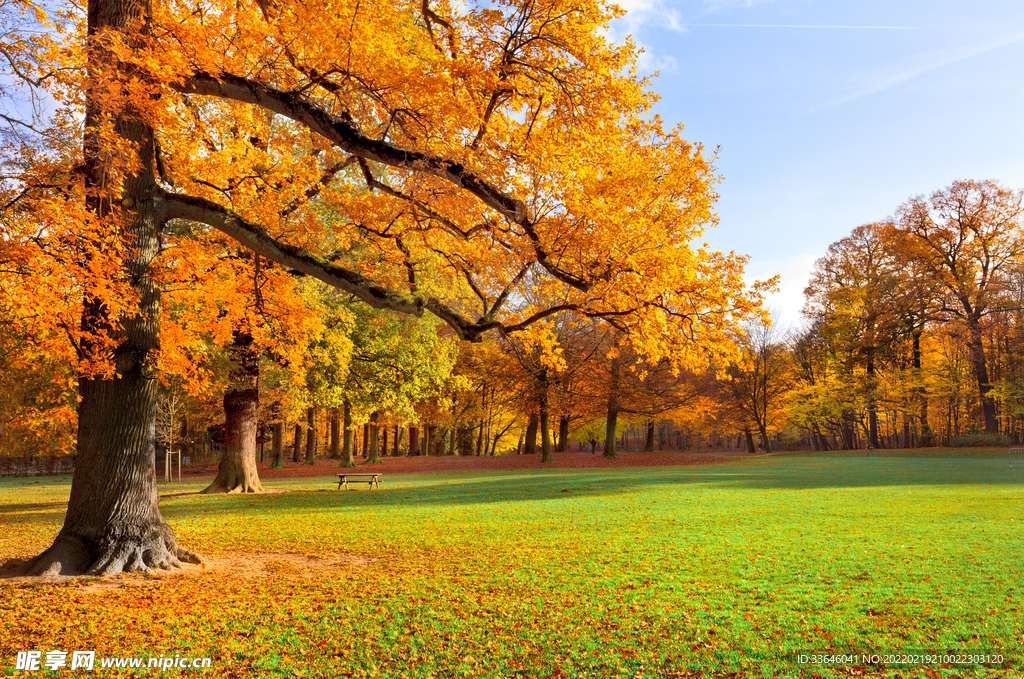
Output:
[[161, 190, 500, 341], [173, 72, 591, 291]]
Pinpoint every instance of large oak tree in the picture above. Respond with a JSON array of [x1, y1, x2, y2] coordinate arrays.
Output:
[[1, 0, 764, 574]]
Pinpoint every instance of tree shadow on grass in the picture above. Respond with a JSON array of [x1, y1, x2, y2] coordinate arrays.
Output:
[[148, 455, 1024, 520], [4, 456, 1023, 525]]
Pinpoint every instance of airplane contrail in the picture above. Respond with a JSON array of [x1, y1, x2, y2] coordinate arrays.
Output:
[[685, 24, 918, 30]]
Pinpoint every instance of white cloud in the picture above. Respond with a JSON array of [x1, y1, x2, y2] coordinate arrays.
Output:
[[609, 0, 686, 39], [825, 31, 1024, 109]]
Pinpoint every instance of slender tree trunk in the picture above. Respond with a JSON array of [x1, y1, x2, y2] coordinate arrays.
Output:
[[340, 400, 356, 467], [757, 423, 772, 454], [270, 421, 284, 469], [603, 352, 621, 458], [292, 423, 302, 462], [28, 0, 203, 575], [304, 407, 317, 464], [912, 328, 933, 446], [540, 386, 554, 463], [203, 330, 263, 493], [524, 415, 538, 455], [866, 351, 880, 449], [329, 408, 341, 459], [394, 424, 401, 456], [367, 411, 382, 463], [382, 425, 388, 457]]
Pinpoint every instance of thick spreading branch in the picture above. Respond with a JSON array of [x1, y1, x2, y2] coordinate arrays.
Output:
[[173, 72, 590, 291], [161, 191, 497, 340]]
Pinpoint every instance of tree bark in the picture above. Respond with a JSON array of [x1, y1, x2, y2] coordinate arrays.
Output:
[[603, 352, 621, 458], [557, 415, 569, 452], [202, 330, 263, 493], [340, 400, 356, 467], [409, 426, 419, 456], [757, 423, 772, 454], [28, 0, 203, 575], [426, 424, 437, 455], [475, 420, 485, 456], [913, 328, 934, 447], [866, 352, 880, 449], [329, 408, 340, 459], [270, 421, 284, 469], [292, 423, 302, 462], [744, 429, 757, 454], [524, 415, 538, 455], [367, 411, 382, 463], [644, 419, 655, 452], [539, 386, 554, 463], [966, 323, 998, 435], [304, 407, 317, 464]]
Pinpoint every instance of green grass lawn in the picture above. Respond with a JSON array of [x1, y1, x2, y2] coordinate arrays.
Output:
[[2, 453, 1023, 678]]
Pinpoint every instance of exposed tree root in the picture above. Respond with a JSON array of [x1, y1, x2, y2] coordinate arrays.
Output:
[[24, 522, 204, 577], [201, 466, 263, 494]]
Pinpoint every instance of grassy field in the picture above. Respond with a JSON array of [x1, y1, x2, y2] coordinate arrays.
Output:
[[1, 452, 1023, 677]]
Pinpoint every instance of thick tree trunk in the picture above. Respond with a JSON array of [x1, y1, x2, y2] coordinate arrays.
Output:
[[426, 424, 437, 455], [28, 0, 203, 575], [967, 322, 998, 434], [409, 426, 419, 456], [757, 423, 772, 454], [367, 411, 382, 463], [744, 428, 757, 453], [304, 407, 317, 464], [644, 419, 655, 452], [524, 415, 538, 455], [270, 421, 284, 468], [340, 400, 356, 467], [557, 415, 569, 452], [202, 331, 263, 493]]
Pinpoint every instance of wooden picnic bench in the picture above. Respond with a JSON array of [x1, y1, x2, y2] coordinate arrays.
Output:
[[336, 473, 382, 490]]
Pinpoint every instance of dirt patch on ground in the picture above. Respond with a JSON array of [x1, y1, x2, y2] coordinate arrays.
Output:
[[1, 552, 375, 592], [182, 450, 755, 480]]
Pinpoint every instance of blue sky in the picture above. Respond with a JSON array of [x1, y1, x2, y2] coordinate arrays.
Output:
[[609, 0, 1024, 326]]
